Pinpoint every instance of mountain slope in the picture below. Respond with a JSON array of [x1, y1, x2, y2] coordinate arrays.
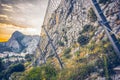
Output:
[[40, 0, 120, 56], [38, 0, 120, 79], [0, 31, 40, 53]]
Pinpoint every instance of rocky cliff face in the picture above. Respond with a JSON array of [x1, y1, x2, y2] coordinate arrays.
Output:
[[40, 0, 120, 55], [47, 0, 91, 46], [40, 0, 98, 55], [38, 1, 120, 79], [0, 31, 40, 54]]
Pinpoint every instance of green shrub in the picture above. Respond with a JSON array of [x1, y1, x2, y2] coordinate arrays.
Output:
[[68, 64, 95, 80], [88, 8, 97, 22], [0, 58, 4, 79], [22, 64, 57, 80], [107, 52, 120, 75], [82, 24, 94, 33], [1, 63, 25, 80], [63, 36, 68, 42], [74, 51, 80, 57], [87, 44, 95, 51], [58, 41, 64, 46], [64, 48, 71, 55], [25, 54, 34, 62], [95, 49, 120, 77], [77, 35, 89, 46], [64, 54, 72, 59], [64, 48, 71, 58], [0, 58, 3, 72]]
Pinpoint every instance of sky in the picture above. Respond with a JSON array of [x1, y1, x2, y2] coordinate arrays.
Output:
[[0, 0, 48, 42]]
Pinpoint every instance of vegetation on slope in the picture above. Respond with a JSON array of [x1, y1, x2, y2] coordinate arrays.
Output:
[[9, 36, 120, 80], [0, 63, 25, 80]]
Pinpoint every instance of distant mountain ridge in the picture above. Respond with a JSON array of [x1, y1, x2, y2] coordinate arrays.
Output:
[[0, 31, 40, 53]]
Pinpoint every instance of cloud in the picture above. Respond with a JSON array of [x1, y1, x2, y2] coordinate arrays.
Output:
[[3, 8, 13, 12], [1, 4, 13, 9], [0, 15, 10, 24], [0, 14, 9, 20], [0, 0, 48, 25], [0, 0, 48, 36], [0, 0, 48, 27], [0, 23, 40, 35]]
